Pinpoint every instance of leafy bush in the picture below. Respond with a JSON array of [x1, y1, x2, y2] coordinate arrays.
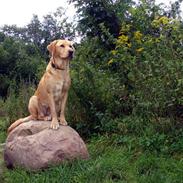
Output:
[[0, 36, 45, 97], [109, 16, 183, 120]]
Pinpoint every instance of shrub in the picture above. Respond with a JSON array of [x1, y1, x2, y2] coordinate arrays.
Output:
[[109, 16, 183, 120]]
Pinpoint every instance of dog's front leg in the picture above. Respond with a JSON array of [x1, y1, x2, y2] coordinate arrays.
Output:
[[59, 92, 68, 126], [48, 93, 59, 130]]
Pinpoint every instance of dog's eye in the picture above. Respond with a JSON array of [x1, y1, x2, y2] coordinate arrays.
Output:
[[60, 44, 64, 48], [69, 45, 72, 48]]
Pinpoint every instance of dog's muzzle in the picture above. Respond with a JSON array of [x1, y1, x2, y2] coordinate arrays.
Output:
[[68, 50, 74, 59]]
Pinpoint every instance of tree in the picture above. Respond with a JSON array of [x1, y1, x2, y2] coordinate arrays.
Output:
[[0, 35, 44, 97], [0, 7, 75, 57], [41, 7, 75, 57], [1, 25, 27, 41], [27, 15, 43, 49], [69, 0, 121, 48], [168, 0, 183, 19]]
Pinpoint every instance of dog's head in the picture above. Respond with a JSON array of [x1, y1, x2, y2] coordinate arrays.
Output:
[[47, 39, 75, 60]]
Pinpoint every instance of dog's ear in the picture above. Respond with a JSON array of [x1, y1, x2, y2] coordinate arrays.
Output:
[[47, 40, 58, 57], [71, 41, 75, 51]]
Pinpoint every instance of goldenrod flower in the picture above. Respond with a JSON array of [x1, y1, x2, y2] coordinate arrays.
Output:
[[134, 31, 143, 40], [120, 24, 131, 33], [152, 16, 170, 27], [117, 35, 129, 44], [136, 48, 144, 53], [108, 59, 114, 65], [127, 43, 132, 48], [151, 19, 159, 27], [111, 50, 117, 55], [159, 16, 169, 25]]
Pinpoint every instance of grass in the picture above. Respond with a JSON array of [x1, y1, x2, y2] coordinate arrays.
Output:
[[0, 132, 183, 183]]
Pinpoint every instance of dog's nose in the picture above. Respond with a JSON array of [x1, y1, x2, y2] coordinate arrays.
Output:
[[69, 50, 73, 57]]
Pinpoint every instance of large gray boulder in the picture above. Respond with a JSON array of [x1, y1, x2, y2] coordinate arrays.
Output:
[[4, 121, 89, 170]]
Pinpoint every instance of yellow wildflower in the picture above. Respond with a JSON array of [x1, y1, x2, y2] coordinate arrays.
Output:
[[151, 19, 159, 27], [159, 16, 169, 25], [127, 43, 132, 48], [152, 16, 170, 27], [111, 50, 117, 55], [120, 24, 131, 34], [134, 31, 143, 40], [108, 59, 114, 65], [117, 35, 129, 44], [136, 48, 144, 53]]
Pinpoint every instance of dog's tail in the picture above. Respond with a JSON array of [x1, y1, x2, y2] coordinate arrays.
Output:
[[7, 115, 34, 134]]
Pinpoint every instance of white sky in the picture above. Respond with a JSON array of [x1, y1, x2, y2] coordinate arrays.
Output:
[[0, 0, 75, 26], [0, 0, 182, 27]]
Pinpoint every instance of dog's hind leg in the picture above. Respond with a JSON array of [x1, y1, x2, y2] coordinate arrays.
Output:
[[28, 95, 38, 119]]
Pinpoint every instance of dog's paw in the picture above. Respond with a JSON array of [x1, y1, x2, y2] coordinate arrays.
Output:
[[50, 121, 59, 130], [59, 119, 68, 126]]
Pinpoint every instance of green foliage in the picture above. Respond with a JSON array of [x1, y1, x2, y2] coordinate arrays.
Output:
[[0, 34, 46, 97], [69, 0, 123, 48], [0, 118, 8, 143], [109, 14, 183, 119], [66, 40, 126, 136], [0, 83, 35, 124], [0, 1, 183, 182]]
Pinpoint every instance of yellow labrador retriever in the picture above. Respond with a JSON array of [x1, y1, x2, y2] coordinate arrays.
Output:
[[8, 39, 74, 133]]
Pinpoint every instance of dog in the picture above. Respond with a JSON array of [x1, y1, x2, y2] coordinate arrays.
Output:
[[7, 39, 74, 133]]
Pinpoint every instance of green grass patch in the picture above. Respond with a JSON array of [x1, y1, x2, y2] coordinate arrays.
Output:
[[0, 118, 8, 143], [0, 135, 182, 183]]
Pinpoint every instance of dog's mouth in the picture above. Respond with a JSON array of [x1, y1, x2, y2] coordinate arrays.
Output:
[[68, 55, 73, 60]]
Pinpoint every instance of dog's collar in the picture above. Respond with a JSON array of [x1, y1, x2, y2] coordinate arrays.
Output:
[[51, 62, 65, 70]]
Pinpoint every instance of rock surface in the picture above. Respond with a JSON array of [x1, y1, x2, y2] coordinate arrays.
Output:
[[4, 121, 89, 170]]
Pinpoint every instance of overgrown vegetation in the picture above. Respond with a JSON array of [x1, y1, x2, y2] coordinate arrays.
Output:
[[0, 0, 183, 182]]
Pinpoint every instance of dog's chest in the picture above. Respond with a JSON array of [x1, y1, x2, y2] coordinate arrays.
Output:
[[53, 81, 63, 100], [53, 79, 70, 100]]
